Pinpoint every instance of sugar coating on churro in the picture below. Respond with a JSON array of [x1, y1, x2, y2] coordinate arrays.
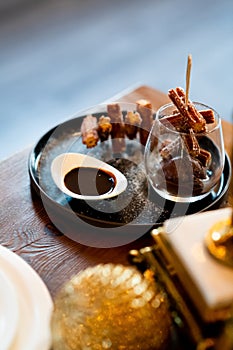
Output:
[[97, 115, 112, 142], [168, 87, 206, 133], [125, 111, 142, 140], [125, 111, 142, 126], [81, 115, 99, 148]]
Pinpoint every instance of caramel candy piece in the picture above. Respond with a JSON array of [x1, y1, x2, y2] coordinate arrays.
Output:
[[124, 111, 142, 139], [136, 99, 153, 146], [81, 115, 99, 148], [97, 115, 112, 142], [107, 103, 126, 153], [168, 87, 206, 133]]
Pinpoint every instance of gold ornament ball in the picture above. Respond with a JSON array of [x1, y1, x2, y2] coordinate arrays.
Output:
[[51, 264, 171, 350]]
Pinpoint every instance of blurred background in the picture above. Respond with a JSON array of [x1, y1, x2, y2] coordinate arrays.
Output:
[[0, 0, 232, 160]]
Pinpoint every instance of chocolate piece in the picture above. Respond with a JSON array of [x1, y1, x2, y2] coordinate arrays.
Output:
[[97, 115, 112, 142], [107, 103, 126, 153], [81, 115, 99, 148], [124, 111, 142, 140], [136, 99, 153, 146]]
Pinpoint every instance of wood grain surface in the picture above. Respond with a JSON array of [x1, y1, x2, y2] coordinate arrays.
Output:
[[0, 85, 232, 299]]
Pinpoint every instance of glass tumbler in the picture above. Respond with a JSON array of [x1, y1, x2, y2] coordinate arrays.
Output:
[[144, 102, 225, 203]]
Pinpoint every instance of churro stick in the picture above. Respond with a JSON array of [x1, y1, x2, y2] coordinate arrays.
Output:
[[81, 115, 99, 148], [199, 109, 215, 124], [197, 148, 212, 167], [107, 103, 121, 120], [97, 115, 112, 142], [136, 99, 153, 146], [182, 129, 200, 157], [168, 87, 207, 133], [107, 103, 126, 153], [160, 138, 182, 160], [160, 109, 215, 132], [160, 112, 185, 132], [124, 111, 142, 140]]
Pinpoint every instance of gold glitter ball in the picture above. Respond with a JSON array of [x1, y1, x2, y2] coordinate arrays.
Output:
[[51, 264, 171, 350]]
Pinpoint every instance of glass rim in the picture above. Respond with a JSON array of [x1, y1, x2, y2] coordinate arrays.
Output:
[[156, 101, 221, 136]]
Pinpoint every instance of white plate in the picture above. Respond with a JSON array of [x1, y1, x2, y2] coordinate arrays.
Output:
[[0, 245, 53, 350], [0, 269, 19, 350]]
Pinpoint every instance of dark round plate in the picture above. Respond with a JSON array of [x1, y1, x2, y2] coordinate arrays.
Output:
[[28, 110, 231, 245]]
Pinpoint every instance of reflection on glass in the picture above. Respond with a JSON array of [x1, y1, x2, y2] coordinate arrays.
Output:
[[145, 102, 225, 203]]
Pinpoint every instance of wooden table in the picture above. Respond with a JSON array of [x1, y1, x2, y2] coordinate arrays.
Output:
[[0, 85, 232, 299]]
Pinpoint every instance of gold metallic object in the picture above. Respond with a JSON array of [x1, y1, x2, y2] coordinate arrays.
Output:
[[205, 212, 233, 267], [51, 264, 171, 350], [129, 226, 233, 349], [130, 232, 207, 347], [214, 315, 233, 349]]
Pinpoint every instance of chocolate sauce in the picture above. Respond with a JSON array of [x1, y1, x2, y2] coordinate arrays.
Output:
[[64, 167, 116, 196]]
